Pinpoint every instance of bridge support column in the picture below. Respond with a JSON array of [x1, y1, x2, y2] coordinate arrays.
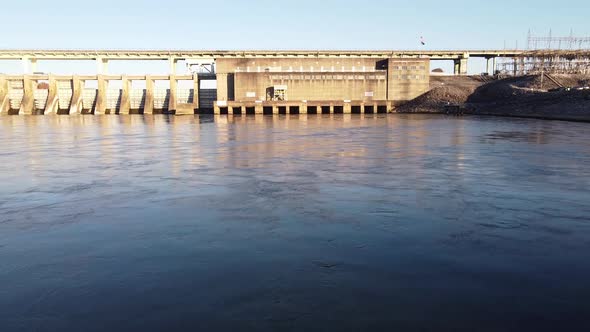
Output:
[[518, 57, 525, 76], [144, 75, 154, 114], [44, 75, 59, 115], [96, 58, 108, 74], [168, 75, 177, 112], [169, 58, 177, 75], [21, 57, 37, 74], [493, 57, 497, 75], [19, 76, 35, 115], [486, 57, 497, 75], [512, 58, 517, 76], [30, 59, 37, 73], [95, 75, 107, 114], [453, 58, 468, 75], [120, 76, 130, 114], [0, 76, 9, 115], [69, 76, 84, 114]]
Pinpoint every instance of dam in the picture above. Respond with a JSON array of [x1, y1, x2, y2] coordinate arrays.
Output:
[[0, 49, 568, 115]]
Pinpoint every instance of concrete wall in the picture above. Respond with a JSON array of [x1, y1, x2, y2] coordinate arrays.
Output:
[[387, 58, 430, 102], [233, 72, 387, 102], [216, 58, 384, 75], [217, 57, 430, 104]]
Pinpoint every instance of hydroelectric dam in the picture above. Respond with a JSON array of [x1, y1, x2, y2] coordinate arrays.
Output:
[[0, 49, 527, 115]]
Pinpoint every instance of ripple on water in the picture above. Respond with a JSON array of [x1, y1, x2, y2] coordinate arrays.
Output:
[[1, 114, 590, 331]]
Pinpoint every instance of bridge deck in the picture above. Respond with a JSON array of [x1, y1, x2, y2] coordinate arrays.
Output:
[[0, 49, 531, 60]]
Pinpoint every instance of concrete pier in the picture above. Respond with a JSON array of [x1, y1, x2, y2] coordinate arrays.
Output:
[[19, 76, 35, 115], [0, 74, 203, 115], [0, 76, 9, 114], [119, 76, 131, 115], [169, 75, 177, 113], [193, 74, 200, 110], [44, 75, 59, 115], [144, 76, 154, 114], [69, 76, 84, 115], [95, 75, 107, 114]]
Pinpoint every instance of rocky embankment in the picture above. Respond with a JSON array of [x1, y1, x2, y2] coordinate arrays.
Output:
[[397, 74, 590, 121]]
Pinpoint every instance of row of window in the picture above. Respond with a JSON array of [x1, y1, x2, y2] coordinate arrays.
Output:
[[235, 67, 381, 73], [268, 75, 387, 80], [392, 66, 427, 71], [393, 75, 427, 80], [235, 66, 427, 73]]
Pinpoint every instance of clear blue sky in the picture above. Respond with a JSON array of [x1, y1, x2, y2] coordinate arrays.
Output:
[[0, 0, 588, 74]]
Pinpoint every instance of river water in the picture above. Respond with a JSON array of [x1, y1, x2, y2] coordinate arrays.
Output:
[[1, 114, 590, 331]]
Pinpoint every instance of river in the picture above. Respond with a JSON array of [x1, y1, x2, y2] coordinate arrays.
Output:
[[1, 114, 590, 331]]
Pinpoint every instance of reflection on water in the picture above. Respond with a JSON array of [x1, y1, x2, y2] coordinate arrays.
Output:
[[1, 114, 590, 331]]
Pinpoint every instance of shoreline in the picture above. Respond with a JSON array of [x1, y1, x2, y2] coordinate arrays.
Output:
[[394, 109, 590, 123], [395, 74, 590, 123]]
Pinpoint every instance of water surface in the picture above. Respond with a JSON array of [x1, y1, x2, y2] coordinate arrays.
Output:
[[1, 114, 590, 331]]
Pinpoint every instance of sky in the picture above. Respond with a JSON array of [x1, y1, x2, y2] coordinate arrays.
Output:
[[0, 0, 589, 75]]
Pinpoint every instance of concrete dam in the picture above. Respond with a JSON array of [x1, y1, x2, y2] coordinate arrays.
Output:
[[0, 49, 524, 115]]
